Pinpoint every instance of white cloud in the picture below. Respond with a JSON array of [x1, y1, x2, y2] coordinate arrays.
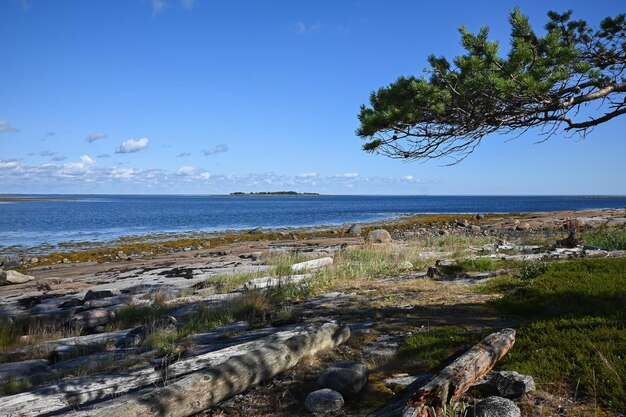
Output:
[[62, 155, 95, 175], [111, 168, 136, 180], [0, 121, 18, 133], [87, 132, 108, 143], [339, 172, 359, 178], [297, 172, 318, 178], [0, 160, 19, 169], [177, 166, 198, 176], [116, 138, 150, 154], [203, 144, 228, 156], [200, 172, 211, 180], [403, 175, 414, 182]]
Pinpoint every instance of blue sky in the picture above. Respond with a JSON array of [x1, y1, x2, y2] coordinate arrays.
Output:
[[1, 0, 624, 195]]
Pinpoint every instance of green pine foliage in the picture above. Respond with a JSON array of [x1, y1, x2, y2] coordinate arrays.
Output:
[[358, 9, 626, 162]]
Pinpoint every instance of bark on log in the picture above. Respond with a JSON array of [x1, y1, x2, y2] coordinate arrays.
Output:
[[369, 328, 515, 417], [0, 324, 346, 417], [93, 322, 350, 417]]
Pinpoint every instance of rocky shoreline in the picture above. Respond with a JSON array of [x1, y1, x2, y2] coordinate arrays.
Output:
[[0, 208, 624, 416]]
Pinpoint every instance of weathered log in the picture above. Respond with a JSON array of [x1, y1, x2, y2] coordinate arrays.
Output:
[[0, 324, 341, 416], [291, 257, 333, 272], [93, 322, 350, 417], [369, 328, 515, 417], [244, 274, 310, 290]]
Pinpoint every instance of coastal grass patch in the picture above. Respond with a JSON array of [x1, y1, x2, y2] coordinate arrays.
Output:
[[583, 227, 626, 250], [0, 318, 81, 359], [482, 258, 626, 411], [396, 258, 626, 411], [399, 326, 487, 371]]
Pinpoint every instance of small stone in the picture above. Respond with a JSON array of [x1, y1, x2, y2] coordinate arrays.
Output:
[[516, 223, 531, 231], [472, 396, 521, 417], [83, 289, 119, 301], [366, 229, 392, 244], [93, 326, 106, 333], [470, 225, 481, 233], [29, 257, 39, 264], [438, 229, 448, 236], [62, 258, 71, 264], [0, 270, 35, 285], [456, 219, 469, 228], [400, 261, 413, 270], [317, 361, 369, 397], [304, 389, 344, 415], [476, 213, 485, 220], [347, 224, 362, 236]]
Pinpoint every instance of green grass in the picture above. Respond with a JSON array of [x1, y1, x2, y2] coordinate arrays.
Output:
[[400, 258, 626, 412], [484, 258, 626, 411], [400, 326, 486, 371], [584, 228, 626, 250]]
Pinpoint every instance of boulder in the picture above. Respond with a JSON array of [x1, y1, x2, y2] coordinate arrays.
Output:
[[472, 396, 521, 417], [317, 360, 369, 397], [0, 270, 35, 285], [366, 229, 392, 244], [476, 213, 485, 220], [347, 224, 362, 236], [470, 225, 481, 233], [516, 223, 531, 231], [304, 389, 344, 415]]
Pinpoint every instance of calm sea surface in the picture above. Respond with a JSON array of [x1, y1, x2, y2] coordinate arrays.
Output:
[[1, 195, 625, 250]]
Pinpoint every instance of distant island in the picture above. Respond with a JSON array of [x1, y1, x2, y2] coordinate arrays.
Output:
[[229, 191, 320, 196]]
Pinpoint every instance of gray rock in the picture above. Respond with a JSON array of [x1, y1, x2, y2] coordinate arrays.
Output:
[[366, 229, 392, 244], [456, 219, 470, 227], [304, 389, 344, 415], [471, 396, 521, 417], [516, 223, 531, 231], [0, 270, 35, 285], [347, 224, 362, 236], [491, 371, 535, 398], [83, 289, 120, 301], [476, 213, 485, 220], [470, 225, 481, 233], [317, 360, 369, 397]]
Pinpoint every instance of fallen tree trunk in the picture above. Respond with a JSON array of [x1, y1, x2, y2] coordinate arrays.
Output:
[[0, 324, 347, 416], [369, 328, 515, 417], [93, 322, 350, 417]]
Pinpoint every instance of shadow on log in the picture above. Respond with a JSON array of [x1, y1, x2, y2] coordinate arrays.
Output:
[[94, 322, 350, 417]]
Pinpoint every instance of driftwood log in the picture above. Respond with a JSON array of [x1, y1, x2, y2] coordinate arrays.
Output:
[[369, 328, 516, 417], [0, 323, 349, 417], [93, 322, 350, 417]]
